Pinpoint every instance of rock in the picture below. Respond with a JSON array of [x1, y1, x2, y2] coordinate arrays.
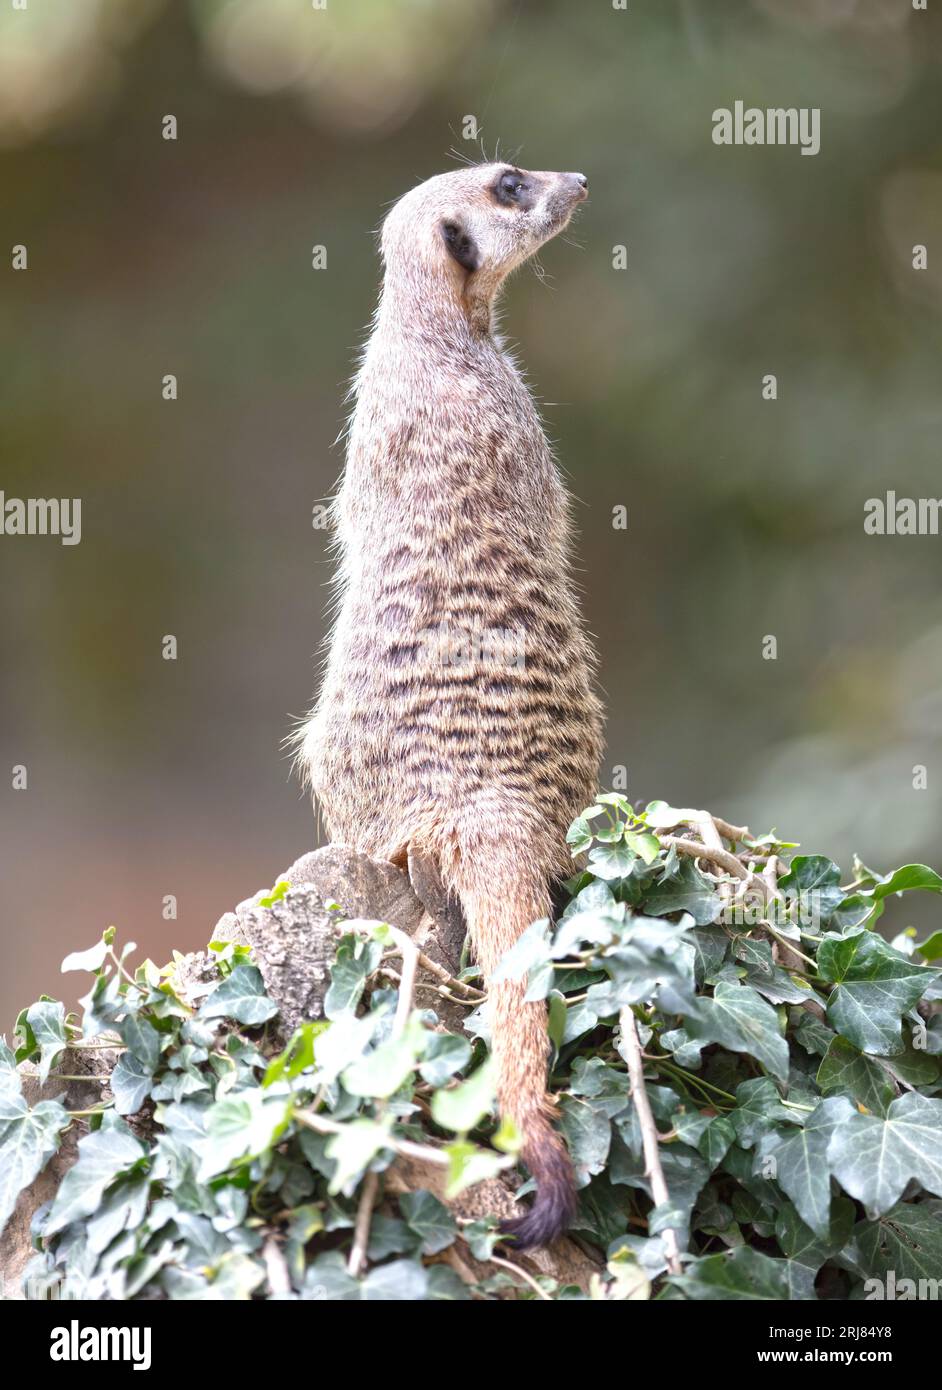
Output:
[[213, 845, 473, 1036], [0, 1048, 120, 1300], [285, 845, 425, 936]]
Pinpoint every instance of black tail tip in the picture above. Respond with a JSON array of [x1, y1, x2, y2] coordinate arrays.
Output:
[[498, 1147, 578, 1251]]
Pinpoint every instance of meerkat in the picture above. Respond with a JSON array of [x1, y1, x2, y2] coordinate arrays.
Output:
[[297, 161, 604, 1247]]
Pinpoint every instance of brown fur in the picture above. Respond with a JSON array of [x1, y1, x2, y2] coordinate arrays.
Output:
[[297, 162, 604, 1246]]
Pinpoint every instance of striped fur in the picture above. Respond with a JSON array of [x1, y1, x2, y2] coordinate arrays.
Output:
[[298, 163, 604, 1246]]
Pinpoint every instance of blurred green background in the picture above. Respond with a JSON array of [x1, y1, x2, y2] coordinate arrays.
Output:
[[3, 0, 942, 1025]]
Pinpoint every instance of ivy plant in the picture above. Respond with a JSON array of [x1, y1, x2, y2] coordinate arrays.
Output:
[[3, 798, 942, 1300]]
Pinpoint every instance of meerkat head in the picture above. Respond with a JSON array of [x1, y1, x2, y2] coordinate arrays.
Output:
[[379, 162, 588, 328]]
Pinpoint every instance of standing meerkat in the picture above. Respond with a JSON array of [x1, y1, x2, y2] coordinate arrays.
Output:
[[298, 161, 604, 1247]]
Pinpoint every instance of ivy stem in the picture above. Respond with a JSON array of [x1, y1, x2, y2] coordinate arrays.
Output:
[[618, 1007, 683, 1277], [49, 1074, 110, 1083], [347, 924, 420, 1280], [654, 1060, 736, 1103], [763, 925, 818, 970], [108, 948, 142, 991], [382, 943, 484, 1002], [486, 1252, 553, 1300], [294, 1108, 450, 1168]]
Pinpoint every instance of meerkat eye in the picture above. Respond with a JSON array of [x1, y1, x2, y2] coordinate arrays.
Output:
[[495, 170, 527, 206]]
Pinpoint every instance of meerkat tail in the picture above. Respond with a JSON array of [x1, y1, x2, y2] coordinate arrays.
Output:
[[487, 973, 578, 1248], [458, 878, 577, 1249]]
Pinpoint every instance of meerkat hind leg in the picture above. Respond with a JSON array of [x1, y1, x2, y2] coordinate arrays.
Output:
[[406, 846, 467, 977]]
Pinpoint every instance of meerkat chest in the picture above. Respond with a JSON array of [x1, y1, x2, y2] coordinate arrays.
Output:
[[348, 345, 559, 525]]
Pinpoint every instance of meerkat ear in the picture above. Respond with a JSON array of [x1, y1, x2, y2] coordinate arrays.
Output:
[[441, 219, 479, 273]]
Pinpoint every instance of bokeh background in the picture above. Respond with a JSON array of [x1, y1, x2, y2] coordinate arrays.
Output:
[[3, 0, 942, 1026]]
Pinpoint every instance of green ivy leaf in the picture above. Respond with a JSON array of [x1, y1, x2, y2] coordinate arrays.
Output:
[[699, 1116, 736, 1170], [758, 1096, 855, 1238], [829, 894, 875, 932], [850, 1203, 942, 1286], [442, 1141, 507, 1198], [670, 1246, 792, 1299], [199, 965, 278, 1026], [343, 1029, 421, 1100], [777, 856, 844, 924], [826, 1091, 942, 1216], [560, 1095, 612, 1186], [201, 1253, 266, 1300], [426, 1264, 472, 1300], [490, 920, 552, 985], [570, 1057, 631, 1117], [587, 842, 638, 880], [869, 864, 942, 900], [916, 930, 942, 962], [45, 1121, 146, 1235], [264, 1021, 327, 1087], [324, 1118, 390, 1196], [304, 1252, 360, 1300], [566, 817, 595, 855], [0, 1093, 70, 1235], [323, 947, 373, 1019], [119, 1013, 161, 1074], [26, 1001, 68, 1085], [258, 879, 290, 908], [198, 1089, 290, 1179], [75, 971, 122, 1039], [879, 1038, 939, 1088], [644, 859, 722, 926], [311, 1012, 380, 1085], [0, 1038, 19, 1099], [418, 1032, 471, 1088], [817, 929, 937, 1055], [111, 1052, 154, 1116], [643, 801, 703, 830], [774, 1197, 856, 1299], [430, 1059, 496, 1133], [60, 940, 110, 974], [686, 983, 789, 1084], [792, 1010, 835, 1058], [624, 831, 660, 865], [85, 1174, 150, 1256], [398, 1190, 457, 1255], [816, 1037, 895, 1116], [361, 1259, 429, 1301]]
